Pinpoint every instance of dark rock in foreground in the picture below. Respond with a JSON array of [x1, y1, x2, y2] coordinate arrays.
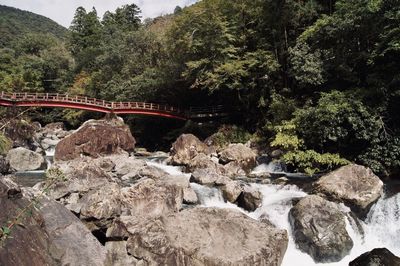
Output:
[[0, 178, 107, 266], [289, 195, 353, 263], [349, 248, 400, 266], [55, 117, 135, 161]]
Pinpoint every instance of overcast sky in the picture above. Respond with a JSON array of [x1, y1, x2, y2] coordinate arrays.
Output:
[[0, 0, 198, 27]]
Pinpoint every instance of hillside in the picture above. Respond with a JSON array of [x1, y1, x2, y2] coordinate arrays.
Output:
[[0, 5, 68, 48]]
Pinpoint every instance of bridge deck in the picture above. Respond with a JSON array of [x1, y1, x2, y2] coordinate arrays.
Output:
[[0, 92, 228, 120]]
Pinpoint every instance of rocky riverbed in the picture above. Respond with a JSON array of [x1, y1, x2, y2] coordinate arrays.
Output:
[[0, 117, 399, 266]]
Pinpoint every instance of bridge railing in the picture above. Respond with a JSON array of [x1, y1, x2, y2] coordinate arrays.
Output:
[[0, 92, 183, 114]]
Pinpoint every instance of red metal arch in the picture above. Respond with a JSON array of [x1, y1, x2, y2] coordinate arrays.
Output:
[[0, 92, 188, 120]]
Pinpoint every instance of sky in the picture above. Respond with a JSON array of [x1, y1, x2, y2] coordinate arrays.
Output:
[[0, 0, 198, 28]]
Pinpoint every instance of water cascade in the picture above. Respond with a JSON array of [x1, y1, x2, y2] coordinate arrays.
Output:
[[149, 158, 400, 265]]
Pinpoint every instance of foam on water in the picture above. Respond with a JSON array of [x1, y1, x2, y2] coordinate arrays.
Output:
[[193, 179, 400, 265], [146, 160, 191, 178], [139, 158, 400, 264]]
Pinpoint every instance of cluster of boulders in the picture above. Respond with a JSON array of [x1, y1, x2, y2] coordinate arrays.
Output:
[[0, 118, 290, 266], [0, 122, 72, 175], [0, 116, 397, 265], [169, 134, 264, 211]]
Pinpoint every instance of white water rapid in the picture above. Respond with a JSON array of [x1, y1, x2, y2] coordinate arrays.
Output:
[[150, 158, 400, 265]]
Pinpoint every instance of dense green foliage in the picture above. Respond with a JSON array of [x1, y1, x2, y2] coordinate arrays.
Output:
[[0, 5, 67, 48], [1, 1, 400, 177], [0, 132, 11, 155]]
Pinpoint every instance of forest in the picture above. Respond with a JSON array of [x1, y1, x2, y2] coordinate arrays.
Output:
[[0, 0, 399, 178]]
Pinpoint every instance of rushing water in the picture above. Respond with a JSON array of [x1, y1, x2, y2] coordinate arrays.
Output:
[[153, 159, 400, 265]]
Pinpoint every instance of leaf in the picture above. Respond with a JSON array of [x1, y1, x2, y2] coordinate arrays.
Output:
[[1, 226, 11, 235]]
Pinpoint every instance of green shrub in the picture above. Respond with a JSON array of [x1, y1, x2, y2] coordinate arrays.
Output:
[[209, 125, 252, 149], [358, 136, 400, 177], [269, 119, 349, 175], [0, 133, 11, 155], [283, 150, 350, 176], [295, 90, 380, 155]]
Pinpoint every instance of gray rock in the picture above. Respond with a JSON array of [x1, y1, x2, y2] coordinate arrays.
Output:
[[349, 248, 400, 266], [289, 195, 353, 263], [40, 199, 108, 266], [221, 181, 243, 203], [222, 161, 247, 177], [219, 143, 257, 172], [0, 178, 107, 266], [169, 134, 212, 165], [125, 208, 288, 266], [190, 168, 231, 186], [183, 186, 198, 204], [80, 183, 122, 220], [120, 178, 183, 217], [105, 241, 141, 266], [6, 147, 45, 171], [314, 164, 383, 217], [237, 185, 263, 211]]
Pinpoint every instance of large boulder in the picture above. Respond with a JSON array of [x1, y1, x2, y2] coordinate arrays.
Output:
[[54, 118, 135, 161], [6, 147, 45, 171], [124, 208, 288, 265], [314, 164, 383, 217], [289, 195, 353, 263], [219, 143, 257, 172], [120, 178, 183, 217], [39, 199, 108, 266], [169, 134, 213, 165], [40, 157, 113, 200], [349, 248, 400, 266], [0, 179, 107, 266]]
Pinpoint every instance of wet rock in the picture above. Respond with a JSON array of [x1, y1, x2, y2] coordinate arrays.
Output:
[[55, 118, 135, 161], [221, 181, 243, 203], [237, 185, 262, 211], [187, 153, 221, 172], [315, 164, 384, 217], [289, 195, 353, 263], [125, 208, 288, 266], [219, 143, 257, 172], [6, 147, 45, 171], [222, 161, 247, 177], [190, 168, 231, 186], [349, 248, 400, 266], [169, 134, 212, 165], [183, 186, 198, 204]]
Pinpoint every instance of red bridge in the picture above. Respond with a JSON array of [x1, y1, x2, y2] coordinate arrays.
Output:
[[0, 92, 227, 120]]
